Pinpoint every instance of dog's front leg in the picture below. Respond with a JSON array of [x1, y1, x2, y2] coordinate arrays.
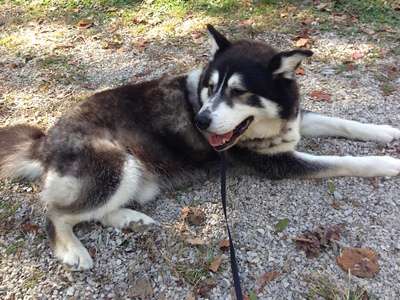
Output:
[[300, 110, 400, 143], [228, 148, 400, 179]]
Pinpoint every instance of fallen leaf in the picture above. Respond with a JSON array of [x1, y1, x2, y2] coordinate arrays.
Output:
[[295, 38, 309, 48], [207, 254, 222, 272], [370, 66, 378, 72], [361, 29, 375, 35], [188, 208, 206, 226], [315, 2, 331, 11], [218, 238, 230, 248], [39, 82, 50, 91], [67, 60, 77, 66], [131, 276, 153, 299], [377, 50, 387, 56], [294, 223, 342, 259], [275, 218, 290, 232], [77, 19, 92, 29], [280, 12, 288, 18], [106, 7, 118, 12], [55, 43, 75, 49], [295, 66, 306, 75], [383, 28, 397, 34], [249, 289, 258, 300], [354, 52, 363, 59], [348, 65, 355, 71], [309, 90, 330, 102], [392, 0, 400, 10], [259, 271, 279, 285], [336, 248, 379, 278], [238, 19, 254, 26], [10, 63, 18, 69], [328, 181, 335, 193], [368, 178, 379, 189], [81, 82, 94, 89], [129, 76, 138, 84], [180, 206, 191, 220], [21, 223, 41, 235], [185, 237, 205, 246], [89, 247, 96, 259]]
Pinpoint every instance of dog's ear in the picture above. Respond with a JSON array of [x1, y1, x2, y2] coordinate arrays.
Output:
[[207, 24, 231, 60], [268, 50, 313, 79]]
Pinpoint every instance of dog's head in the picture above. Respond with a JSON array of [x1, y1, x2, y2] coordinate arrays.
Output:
[[195, 24, 312, 151]]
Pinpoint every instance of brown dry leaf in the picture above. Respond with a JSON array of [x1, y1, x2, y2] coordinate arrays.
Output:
[[77, 20, 92, 29], [295, 38, 309, 48], [291, 237, 314, 243], [81, 82, 94, 89], [361, 29, 375, 35], [185, 237, 205, 246], [286, 5, 297, 12], [280, 12, 288, 18], [238, 19, 254, 26], [106, 7, 118, 12], [218, 238, 230, 252], [10, 63, 18, 69], [67, 60, 77, 66], [295, 66, 306, 75], [218, 238, 230, 248], [55, 43, 75, 49], [21, 223, 41, 235], [259, 271, 279, 285], [392, 0, 400, 10], [207, 254, 222, 272], [39, 82, 50, 92], [309, 90, 330, 102], [188, 208, 206, 226], [315, 2, 331, 11], [368, 178, 379, 189], [384, 28, 397, 34], [336, 248, 379, 278], [377, 50, 387, 57], [131, 276, 153, 299], [89, 247, 96, 259], [180, 206, 191, 221]]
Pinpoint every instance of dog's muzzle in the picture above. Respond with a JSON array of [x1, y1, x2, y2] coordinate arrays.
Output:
[[194, 112, 211, 131]]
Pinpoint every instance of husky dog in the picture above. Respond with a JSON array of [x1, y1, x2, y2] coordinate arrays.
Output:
[[0, 25, 399, 271]]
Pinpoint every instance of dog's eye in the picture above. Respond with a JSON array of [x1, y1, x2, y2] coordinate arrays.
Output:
[[231, 88, 247, 97], [208, 84, 215, 95]]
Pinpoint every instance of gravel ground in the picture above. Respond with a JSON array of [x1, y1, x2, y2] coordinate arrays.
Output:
[[1, 9, 400, 300]]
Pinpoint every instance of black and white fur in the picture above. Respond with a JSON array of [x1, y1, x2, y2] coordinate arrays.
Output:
[[0, 25, 399, 271]]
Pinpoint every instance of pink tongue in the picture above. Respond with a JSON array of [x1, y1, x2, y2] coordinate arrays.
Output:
[[209, 131, 234, 147]]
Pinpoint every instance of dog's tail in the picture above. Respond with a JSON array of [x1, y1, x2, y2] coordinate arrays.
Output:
[[0, 125, 46, 180]]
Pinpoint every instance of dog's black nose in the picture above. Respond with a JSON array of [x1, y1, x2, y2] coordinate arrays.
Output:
[[194, 113, 211, 131]]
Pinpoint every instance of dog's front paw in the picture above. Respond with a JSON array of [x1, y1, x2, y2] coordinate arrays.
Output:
[[56, 245, 94, 271], [371, 156, 400, 177], [376, 125, 400, 143]]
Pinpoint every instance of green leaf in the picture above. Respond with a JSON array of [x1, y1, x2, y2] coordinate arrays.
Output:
[[275, 218, 290, 232], [308, 289, 316, 297], [249, 289, 258, 300], [327, 181, 335, 193]]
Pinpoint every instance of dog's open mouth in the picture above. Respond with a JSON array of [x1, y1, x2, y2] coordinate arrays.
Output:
[[209, 116, 254, 151]]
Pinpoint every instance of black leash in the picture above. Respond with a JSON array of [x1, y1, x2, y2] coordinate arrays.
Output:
[[219, 152, 243, 300]]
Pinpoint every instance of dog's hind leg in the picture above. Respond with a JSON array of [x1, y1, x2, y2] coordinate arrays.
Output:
[[100, 177, 161, 231], [300, 110, 400, 143], [45, 209, 94, 271]]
